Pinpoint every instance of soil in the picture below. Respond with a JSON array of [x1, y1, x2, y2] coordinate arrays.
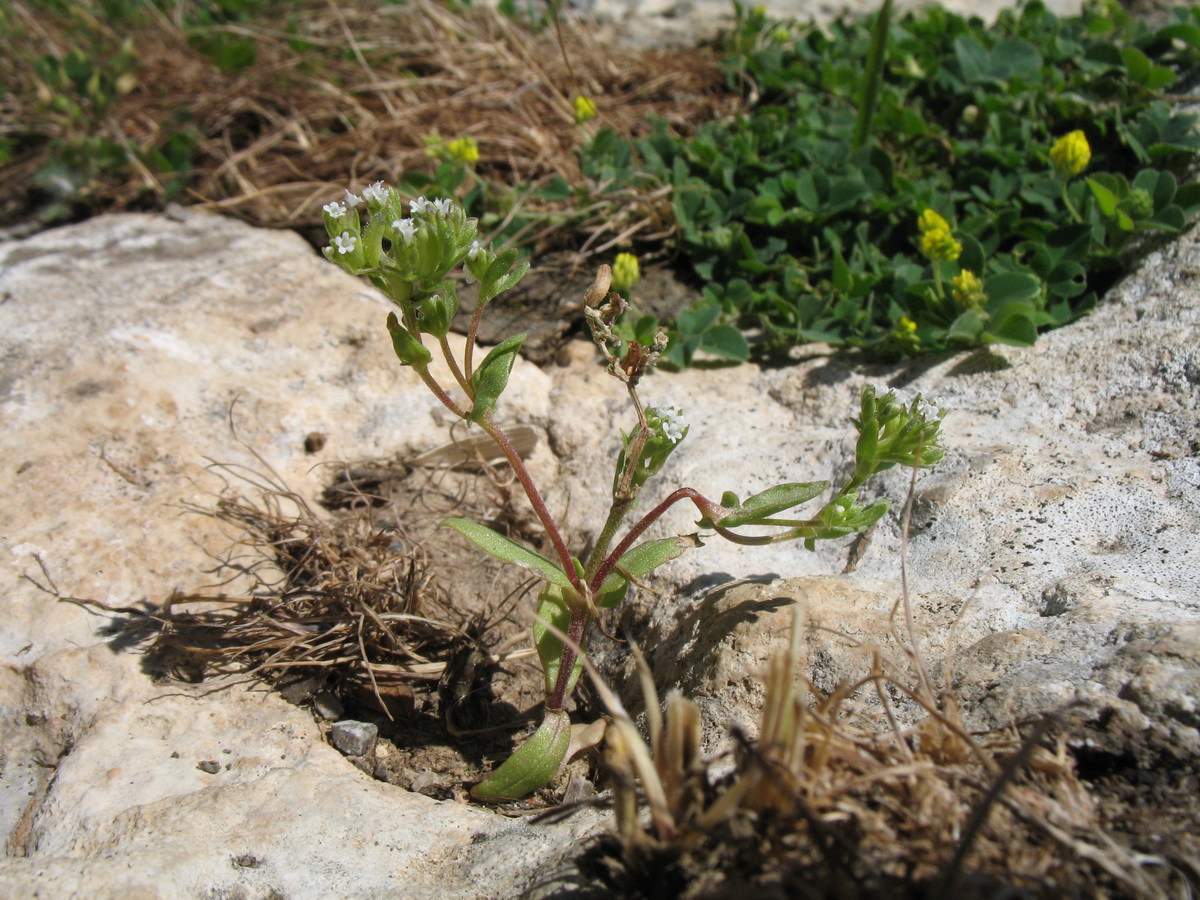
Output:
[[312, 452, 609, 808]]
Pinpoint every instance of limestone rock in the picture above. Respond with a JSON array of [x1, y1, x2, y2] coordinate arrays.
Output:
[[1, 200, 1197, 897], [0, 210, 592, 899]]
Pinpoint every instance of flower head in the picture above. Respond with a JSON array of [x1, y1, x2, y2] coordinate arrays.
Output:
[[466, 239, 482, 261], [573, 95, 597, 125], [951, 269, 986, 309], [914, 393, 946, 421], [890, 317, 920, 354], [917, 208, 951, 235], [332, 231, 357, 255], [362, 180, 388, 206], [432, 197, 454, 216], [652, 405, 687, 444], [344, 190, 363, 207], [322, 200, 348, 218], [392, 218, 417, 244], [1049, 130, 1090, 179], [410, 196, 431, 215], [611, 252, 640, 295], [446, 137, 480, 164], [920, 227, 962, 262]]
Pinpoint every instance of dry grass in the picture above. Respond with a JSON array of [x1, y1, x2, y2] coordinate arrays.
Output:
[[2, 0, 736, 254], [578, 609, 1181, 899], [148, 464, 470, 711]]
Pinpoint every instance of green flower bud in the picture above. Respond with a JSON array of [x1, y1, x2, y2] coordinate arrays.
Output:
[[610, 252, 640, 296], [852, 385, 946, 480], [385, 312, 432, 367], [417, 286, 459, 338]]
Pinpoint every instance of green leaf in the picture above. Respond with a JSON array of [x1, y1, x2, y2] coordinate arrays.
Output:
[[986, 303, 1038, 346], [385, 312, 432, 367], [532, 585, 580, 695], [946, 309, 986, 343], [596, 534, 704, 600], [470, 710, 571, 800], [468, 333, 526, 424], [700, 324, 750, 361], [713, 481, 828, 527], [985, 272, 1041, 305], [442, 518, 573, 589], [1087, 177, 1121, 218]]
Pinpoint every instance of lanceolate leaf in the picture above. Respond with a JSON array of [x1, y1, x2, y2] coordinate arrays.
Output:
[[442, 518, 572, 589], [712, 481, 828, 527], [532, 585, 581, 695], [470, 711, 571, 800], [596, 534, 704, 599], [468, 333, 526, 424]]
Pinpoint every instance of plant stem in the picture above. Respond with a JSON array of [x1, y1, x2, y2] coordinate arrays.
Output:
[[480, 413, 582, 595], [1061, 179, 1083, 223], [464, 304, 485, 377], [590, 487, 722, 595], [438, 335, 472, 397], [584, 498, 634, 582], [547, 610, 586, 711]]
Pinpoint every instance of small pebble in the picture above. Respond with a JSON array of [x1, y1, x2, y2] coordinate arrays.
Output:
[[313, 690, 344, 721], [197, 760, 221, 774], [331, 720, 378, 758]]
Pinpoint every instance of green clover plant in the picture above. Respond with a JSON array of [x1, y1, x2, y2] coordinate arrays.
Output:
[[321, 183, 946, 800]]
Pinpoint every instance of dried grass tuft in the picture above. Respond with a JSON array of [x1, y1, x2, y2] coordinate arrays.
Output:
[[2, 0, 736, 255], [580, 607, 1178, 899], [146, 463, 470, 713]]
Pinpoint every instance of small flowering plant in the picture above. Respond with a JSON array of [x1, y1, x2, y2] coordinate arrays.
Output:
[[321, 182, 946, 800]]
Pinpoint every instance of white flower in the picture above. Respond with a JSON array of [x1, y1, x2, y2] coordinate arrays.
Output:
[[362, 180, 388, 205], [410, 196, 431, 215], [466, 240, 482, 261], [432, 198, 454, 215], [332, 231, 357, 255], [915, 394, 946, 420], [656, 405, 687, 443], [322, 200, 348, 217], [392, 218, 417, 243], [344, 190, 363, 207]]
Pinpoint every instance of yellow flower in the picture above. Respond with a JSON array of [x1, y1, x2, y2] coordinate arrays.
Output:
[[951, 269, 986, 309], [446, 137, 480, 165], [611, 252, 640, 295], [917, 208, 951, 235], [891, 316, 921, 353], [1049, 130, 1090, 178], [573, 95, 597, 125], [920, 227, 962, 262]]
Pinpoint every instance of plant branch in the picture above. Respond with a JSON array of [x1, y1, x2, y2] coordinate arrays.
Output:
[[480, 413, 582, 594], [590, 487, 722, 594], [438, 335, 472, 397]]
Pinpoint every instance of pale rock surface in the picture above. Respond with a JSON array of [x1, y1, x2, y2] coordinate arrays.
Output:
[[573, 0, 1085, 49], [1, 197, 1197, 898], [0, 210, 591, 899]]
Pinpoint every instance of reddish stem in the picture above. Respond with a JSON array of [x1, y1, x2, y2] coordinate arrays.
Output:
[[547, 609, 587, 711], [589, 487, 722, 595], [481, 415, 583, 595]]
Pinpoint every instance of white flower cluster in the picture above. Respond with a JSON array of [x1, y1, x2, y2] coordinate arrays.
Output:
[[392, 218, 417, 243], [409, 196, 454, 216], [914, 394, 946, 420], [875, 385, 946, 420], [361, 180, 388, 205], [655, 405, 687, 443]]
